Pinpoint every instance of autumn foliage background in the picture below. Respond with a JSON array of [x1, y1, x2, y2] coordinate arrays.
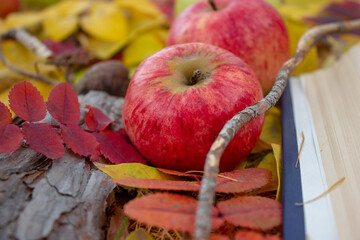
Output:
[[0, 0, 360, 239]]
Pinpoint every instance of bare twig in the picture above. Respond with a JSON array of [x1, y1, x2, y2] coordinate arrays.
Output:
[[0, 28, 57, 85], [194, 19, 360, 240]]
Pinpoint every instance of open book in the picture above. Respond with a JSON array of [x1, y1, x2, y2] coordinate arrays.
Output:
[[288, 43, 360, 239]]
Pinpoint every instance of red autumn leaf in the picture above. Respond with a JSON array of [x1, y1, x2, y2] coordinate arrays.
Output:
[[118, 128, 130, 143], [43, 39, 87, 58], [8, 81, 47, 122], [217, 196, 282, 231], [85, 105, 114, 131], [0, 102, 12, 124], [234, 230, 281, 240], [0, 122, 23, 153], [157, 168, 202, 178], [124, 193, 223, 232], [22, 122, 64, 159], [60, 124, 99, 160], [215, 168, 272, 193], [106, 178, 200, 191], [93, 131, 147, 164], [47, 82, 80, 124]]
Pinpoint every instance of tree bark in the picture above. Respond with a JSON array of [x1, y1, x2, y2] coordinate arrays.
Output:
[[0, 91, 124, 240]]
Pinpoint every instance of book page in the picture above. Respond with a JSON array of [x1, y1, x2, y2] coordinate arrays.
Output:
[[302, 43, 360, 240]]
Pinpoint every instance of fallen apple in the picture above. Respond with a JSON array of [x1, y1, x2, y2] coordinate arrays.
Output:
[[167, 0, 289, 95], [0, 0, 19, 18], [123, 43, 264, 172]]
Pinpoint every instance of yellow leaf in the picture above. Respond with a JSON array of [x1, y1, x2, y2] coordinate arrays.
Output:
[[94, 162, 180, 180], [272, 143, 282, 201], [259, 106, 282, 146], [122, 29, 167, 67], [43, 15, 78, 41], [115, 0, 163, 20], [78, 34, 125, 60], [4, 12, 43, 30], [42, 0, 89, 18], [255, 143, 282, 201], [284, 18, 318, 75], [80, 2, 128, 42], [126, 229, 154, 240]]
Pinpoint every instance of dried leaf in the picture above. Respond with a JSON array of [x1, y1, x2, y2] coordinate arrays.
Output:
[[60, 124, 99, 160], [22, 122, 64, 159], [215, 168, 272, 193], [234, 230, 281, 240], [94, 162, 180, 180], [93, 131, 147, 164], [217, 196, 282, 231], [0, 122, 23, 153], [124, 193, 223, 232], [125, 229, 154, 240], [85, 106, 114, 131], [106, 178, 200, 191], [80, 2, 129, 42], [0, 101, 12, 124], [8, 81, 47, 122], [47, 82, 80, 124], [4, 11, 43, 29]]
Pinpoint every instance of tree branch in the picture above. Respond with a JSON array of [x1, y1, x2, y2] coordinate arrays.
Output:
[[194, 19, 360, 240], [0, 28, 57, 85]]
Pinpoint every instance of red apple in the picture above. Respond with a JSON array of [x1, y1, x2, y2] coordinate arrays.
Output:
[[0, 0, 19, 18], [122, 42, 264, 172], [168, 0, 289, 95]]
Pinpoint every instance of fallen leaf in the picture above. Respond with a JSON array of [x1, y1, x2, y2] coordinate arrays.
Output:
[[4, 11, 43, 29], [106, 178, 200, 191], [60, 124, 99, 160], [256, 152, 278, 192], [85, 106, 114, 131], [8, 81, 47, 122], [234, 230, 281, 240], [259, 107, 282, 145], [215, 168, 272, 193], [43, 15, 78, 41], [0, 101, 12, 123], [217, 196, 282, 231], [122, 29, 167, 67], [0, 122, 23, 153], [80, 2, 129, 42], [124, 193, 223, 232], [22, 122, 64, 159], [125, 229, 153, 240], [272, 144, 283, 201], [94, 162, 179, 180], [93, 131, 147, 164], [107, 168, 271, 193], [47, 82, 80, 124], [157, 168, 202, 178]]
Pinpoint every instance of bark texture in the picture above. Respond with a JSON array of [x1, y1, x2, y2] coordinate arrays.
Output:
[[0, 91, 124, 240]]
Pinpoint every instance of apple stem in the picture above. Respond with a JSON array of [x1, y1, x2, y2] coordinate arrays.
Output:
[[189, 69, 210, 85], [208, 0, 217, 11]]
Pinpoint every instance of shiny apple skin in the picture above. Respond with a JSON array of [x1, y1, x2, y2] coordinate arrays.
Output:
[[123, 43, 264, 172], [168, 0, 289, 95]]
